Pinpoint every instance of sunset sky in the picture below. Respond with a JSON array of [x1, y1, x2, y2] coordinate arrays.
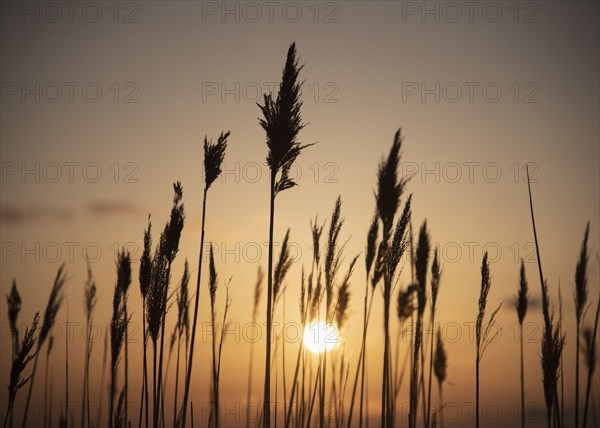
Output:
[[1, 1, 599, 427]]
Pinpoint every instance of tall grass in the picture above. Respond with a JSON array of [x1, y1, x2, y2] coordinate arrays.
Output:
[[7, 281, 21, 362], [410, 221, 430, 428], [526, 164, 565, 428], [181, 130, 229, 428], [43, 336, 54, 428], [246, 267, 264, 428], [515, 260, 528, 428], [110, 250, 131, 428], [285, 221, 322, 428], [574, 222, 590, 428], [582, 254, 600, 428], [425, 249, 441, 428], [172, 259, 190, 428], [258, 42, 313, 428], [22, 265, 66, 428], [433, 329, 447, 428], [146, 182, 185, 428], [346, 212, 378, 428], [322, 197, 344, 428], [474, 252, 502, 428], [81, 264, 97, 428], [139, 217, 152, 428], [156, 183, 185, 428], [4, 311, 38, 428]]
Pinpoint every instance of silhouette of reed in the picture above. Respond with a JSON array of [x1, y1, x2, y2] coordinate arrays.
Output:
[[574, 222, 590, 428], [181, 130, 229, 428], [21, 265, 66, 428], [475, 252, 502, 428], [258, 42, 313, 428], [526, 165, 565, 428], [515, 260, 528, 428]]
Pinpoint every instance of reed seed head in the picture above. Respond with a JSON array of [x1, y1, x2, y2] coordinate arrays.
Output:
[[431, 247, 441, 311], [162, 182, 185, 264], [476, 252, 491, 349], [177, 259, 190, 343], [397, 284, 416, 322], [434, 329, 447, 385], [7, 280, 21, 358], [274, 229, 293, 305], [83, 262, 97, 323], [325, 197, 345, 310], [253, 266, 264, 321], [580, 326, 596, 375], [40, 265, 66, 347], [204, 131, 230, 190], [258, 43, 314, 194], [209, 243, 218, 307], [336, 255, 358, 330], [365, 212, 379, 279], [310, 216, 325, 267], [415, 220, 430, 315], [516, 259, 528, 325], [8, 312, 39, 404], [139, 216, 152, 299], [386, 195, 412, 283], [376, 129, 407, 238], [574, 221, 590, 323]]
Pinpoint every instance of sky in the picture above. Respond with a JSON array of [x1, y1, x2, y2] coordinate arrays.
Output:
[[1, 1, 599, 427]]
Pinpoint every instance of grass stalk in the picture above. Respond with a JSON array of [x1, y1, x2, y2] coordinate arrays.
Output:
[[181, 131, 229, 428], [21, 265, 66, 428]]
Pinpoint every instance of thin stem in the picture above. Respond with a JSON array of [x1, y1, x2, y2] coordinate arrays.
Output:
[[173, 332, 181, 428], [520, 323, 525, 428], [347, 283, 375, 428], [263, 173, 276, 428], [19, 337, 47, 427], [583, 279, 600, 428], [476, 352, 480, 428], [426, 313, 436, 428], [156, 260, 173, 428], [181, 188, 208, 427], [576, 319, 580, 428]]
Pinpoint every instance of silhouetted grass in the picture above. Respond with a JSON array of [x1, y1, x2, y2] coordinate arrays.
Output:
[[475, 252, 502, 428], [433, 329, 447, 428], [4, 312, 38, 428], [22, 265, 66, 428], [574, 222, 590, 428], [181, 130, 229, 428], [515, 260, 528, 428]]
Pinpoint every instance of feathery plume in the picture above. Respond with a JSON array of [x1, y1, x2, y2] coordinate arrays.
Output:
[[204, 131, 230, 190], [5, 313, 39, 428], [273, 229, 293, 305], [258, 42, 314, 194], [365, 212, 379, 280], [7, 280, 21, 360], [516, 259, 528, 325]]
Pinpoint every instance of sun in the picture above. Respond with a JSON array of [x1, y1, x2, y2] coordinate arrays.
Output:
[[303, 321, 339, 354]]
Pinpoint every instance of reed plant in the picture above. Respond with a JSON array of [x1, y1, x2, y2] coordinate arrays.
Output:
[[515, 260, 528, 428], [574, 222, 590, 428], [258, 42, 314, 428], [22, 265, 66, 428], [474, 252, 502, 428], [181, 130, 229, 428]]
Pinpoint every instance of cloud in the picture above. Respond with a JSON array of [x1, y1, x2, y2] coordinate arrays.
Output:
[[87, 200, 141, 217], [0, 206, 74, 224], [1, 200, 142, 224]]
